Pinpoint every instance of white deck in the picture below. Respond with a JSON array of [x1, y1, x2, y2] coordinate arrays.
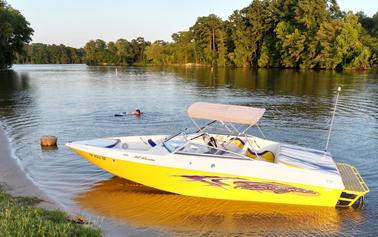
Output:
[[276, 144, 339, 175]]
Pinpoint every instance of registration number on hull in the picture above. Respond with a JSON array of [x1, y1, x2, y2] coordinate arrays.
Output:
[[89, 153, 107, 161]]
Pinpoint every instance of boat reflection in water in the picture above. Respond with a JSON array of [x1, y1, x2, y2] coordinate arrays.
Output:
[[75, 177, 364, 235]]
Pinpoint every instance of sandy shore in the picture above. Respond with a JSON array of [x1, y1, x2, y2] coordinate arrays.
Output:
[[0, 128, 60, 210]]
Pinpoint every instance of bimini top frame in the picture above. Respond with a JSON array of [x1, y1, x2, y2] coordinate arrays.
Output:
[[161, 102, 268, 160]]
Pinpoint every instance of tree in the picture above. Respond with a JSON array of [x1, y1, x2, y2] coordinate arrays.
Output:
[[83, 39, 109, 65], [275, 22, 306, 68], [107, 41, 118, 64], [313, 12, 371, 69], [339, 13, 371, 69], [313, 19, 344, 69], [257, 40, 270, 68], [190, 14, 225, 66], [228, 10, 251, 67], [144, 40, 166, 64], [83, 40, 96, 65], [356, 11, 378, 37], [228, 0, 275, 67], [115, 39, 134, 65], [216, 28, 227, 67], [130, 37, 149, 63], [171, 31, 195, 64], [0, 0, 33, 69]]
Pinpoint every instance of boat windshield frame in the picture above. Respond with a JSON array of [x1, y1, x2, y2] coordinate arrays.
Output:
[[162, 118, 266, 160]]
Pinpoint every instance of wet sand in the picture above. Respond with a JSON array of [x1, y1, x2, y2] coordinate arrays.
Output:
[[0, 128, 59, 210]]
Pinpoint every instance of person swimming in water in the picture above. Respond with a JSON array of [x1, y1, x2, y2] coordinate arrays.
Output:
[[114, 109, 142, 117]]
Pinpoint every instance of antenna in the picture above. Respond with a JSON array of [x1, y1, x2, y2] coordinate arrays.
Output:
[[325, 86, 341, 152]]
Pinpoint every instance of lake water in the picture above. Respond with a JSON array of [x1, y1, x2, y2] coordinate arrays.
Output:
[[0, 64, 377, 236]]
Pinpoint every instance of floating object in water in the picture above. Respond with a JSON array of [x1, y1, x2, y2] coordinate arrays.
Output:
[[67, 102, 369, 207], [40, 135, 57, 147]]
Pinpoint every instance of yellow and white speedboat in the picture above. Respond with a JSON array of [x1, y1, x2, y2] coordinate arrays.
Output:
[[66, 102, 369, 207]]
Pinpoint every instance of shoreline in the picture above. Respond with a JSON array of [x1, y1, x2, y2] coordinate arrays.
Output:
[[12, 63, 378, 71], [0, 127, 160, 236], [0, 127, 60, 211]]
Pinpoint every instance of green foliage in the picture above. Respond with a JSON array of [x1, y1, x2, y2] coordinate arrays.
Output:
[[357, 11, 378, 37], [83, 39, 107, 65], [16, 43, 83, 64], [257, 40, 270, 68], [190, 14, 225, 66], [130, 37, 149, 63], [228, 0, 274, 67], [145, 40, 173, 65], [275, 22, 306, 68], [171, 31, 195, 64], [359, 31, 378, 67], [0, 0, 33, 69], [12, 0, 378, 70], [0, 187, 101, 237], [313, 19, 344, 69], [310, 12, 372, 70], [356, 11, 378, 67], [115, 39, 134, 64], [83, 37, 149, 65], [228, 0, 375, 70], [336, 13, 368, 69]]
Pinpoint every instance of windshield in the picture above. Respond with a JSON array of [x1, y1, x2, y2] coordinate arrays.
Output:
[[163, 133, 187, 152], [161, 119, 263, 157]]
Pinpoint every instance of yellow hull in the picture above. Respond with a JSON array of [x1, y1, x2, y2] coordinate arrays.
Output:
[[71, 148, 344, 207]]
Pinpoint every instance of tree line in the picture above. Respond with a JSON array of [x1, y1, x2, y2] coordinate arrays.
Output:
[[141, 0, 378, 70], [15, 43, 83, 64], [74, 0, 378, 70], [83, 37, 148, 65], [2, 0, 378, 70]]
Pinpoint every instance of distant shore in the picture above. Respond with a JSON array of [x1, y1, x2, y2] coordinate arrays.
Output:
[[10, 63, 378, 71]]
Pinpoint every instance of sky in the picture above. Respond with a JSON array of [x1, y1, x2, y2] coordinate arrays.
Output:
[[6, 0, 378, 48]]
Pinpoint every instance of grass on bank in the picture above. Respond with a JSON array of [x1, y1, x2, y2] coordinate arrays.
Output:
[[0, 185, 101, 237]]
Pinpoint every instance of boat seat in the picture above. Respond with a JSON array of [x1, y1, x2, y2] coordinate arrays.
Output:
[[224, 137, 245, 153], [225, 137, 275, 162], [245, 148, 275, 163]]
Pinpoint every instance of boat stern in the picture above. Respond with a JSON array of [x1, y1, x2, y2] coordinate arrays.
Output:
[[336, 163, 369, 208]]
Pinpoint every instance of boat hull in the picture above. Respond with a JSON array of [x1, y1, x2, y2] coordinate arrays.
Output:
[[70, 147, 342, 207]]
